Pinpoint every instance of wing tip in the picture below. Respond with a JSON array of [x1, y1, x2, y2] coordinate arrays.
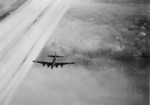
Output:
[[71, 62, 75, 64], [33, 60, 37, 63]]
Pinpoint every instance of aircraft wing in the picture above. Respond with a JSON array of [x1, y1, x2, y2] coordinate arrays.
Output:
[[54, 62, 75, 67], [33, 60, 75, 68], [47, 55, 64, 57], [33, 60, 52, 67]]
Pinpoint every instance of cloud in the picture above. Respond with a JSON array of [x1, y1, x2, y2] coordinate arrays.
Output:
[[70, 0, 141, 6], [12, 64, 144, 105]]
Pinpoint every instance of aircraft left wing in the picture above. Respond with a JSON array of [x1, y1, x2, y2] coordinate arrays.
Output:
[[33, 60, 52, 67]]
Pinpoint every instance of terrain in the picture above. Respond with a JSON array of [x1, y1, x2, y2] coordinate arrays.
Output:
[[1, 0, 148, 105]]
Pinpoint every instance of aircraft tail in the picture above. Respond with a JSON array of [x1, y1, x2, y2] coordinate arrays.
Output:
[[47, 51, 64, 57]]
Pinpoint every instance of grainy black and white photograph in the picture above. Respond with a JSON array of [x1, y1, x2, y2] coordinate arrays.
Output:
[[0, 0, 149, 105]]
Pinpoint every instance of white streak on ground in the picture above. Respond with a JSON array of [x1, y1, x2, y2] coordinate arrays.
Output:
[[0, 0, 54, 59]]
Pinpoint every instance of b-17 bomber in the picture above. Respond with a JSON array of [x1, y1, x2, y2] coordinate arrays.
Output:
[[33, 52, 74, 69]]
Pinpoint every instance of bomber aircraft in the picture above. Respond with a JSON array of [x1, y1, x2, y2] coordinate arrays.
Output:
[[33, 52, 74, 69]]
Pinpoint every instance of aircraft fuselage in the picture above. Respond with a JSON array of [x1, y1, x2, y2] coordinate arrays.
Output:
[[51, 55, 56, 68]]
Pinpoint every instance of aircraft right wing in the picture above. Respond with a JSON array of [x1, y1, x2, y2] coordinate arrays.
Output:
[[47, 55, 64, 57], [54, 62, 75, 67]]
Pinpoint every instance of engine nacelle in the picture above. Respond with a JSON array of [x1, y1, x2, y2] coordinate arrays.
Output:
[[55, 65, 58, 68], [47, 64, 51, 68]]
